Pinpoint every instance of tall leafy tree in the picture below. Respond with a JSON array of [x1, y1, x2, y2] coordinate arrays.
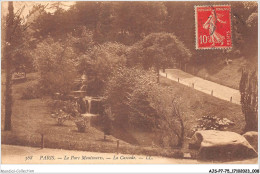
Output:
[[114, 2, 167, 45], [127, 32, 191, 82]]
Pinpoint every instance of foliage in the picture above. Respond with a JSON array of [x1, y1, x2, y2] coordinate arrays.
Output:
[[51, 110, 71, 126], [113, 2, 168, 44], [104, 67, 157, 127], [28, 1, 257, 63], [78, 42, 127, 96], [246, 12, 258, 27], [49, 99, 80, 126], [239, 69, 258, 132], [104, 67, 185, 147], [127, 32, 191, 71], [102, 107, 113, 136], [49, 100, 80, 118], [75, 117, 87, 132], [33, 37, 78, 95], [21, 83, 42, 99], [193, 115, 235, 132]]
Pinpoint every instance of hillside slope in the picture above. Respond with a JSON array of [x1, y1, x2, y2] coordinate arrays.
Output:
[[195, 57, 257, 89]]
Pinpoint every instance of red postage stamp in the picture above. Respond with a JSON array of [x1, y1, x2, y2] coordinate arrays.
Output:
[[195, 5, 232, 49]]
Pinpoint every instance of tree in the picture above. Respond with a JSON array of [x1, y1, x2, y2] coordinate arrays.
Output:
[[3, 2, 50, 130], [78, 42, 127, 96], [33, 37, 78, 95], [104, 67, 158, 128], [104, 67, 186, 147], [170, 103, 184, 148], [4, 2, 15, 131], [127, 32, 191, 82], [114, 2, 167, 44], [239, 69, 258, 132]]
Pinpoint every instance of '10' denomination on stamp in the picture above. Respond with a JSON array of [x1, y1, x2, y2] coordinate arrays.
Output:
[[195, 5, 232, 49]]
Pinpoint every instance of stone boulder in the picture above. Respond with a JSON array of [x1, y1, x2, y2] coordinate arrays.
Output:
[[189, 130, 258, 161], [243, 131, 258, 152]]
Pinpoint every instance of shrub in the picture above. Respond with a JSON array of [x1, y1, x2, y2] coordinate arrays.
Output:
[[33, 37, 78, 95], [193, 115, 235, 132], [51, 110, 71, 126], [78, 42, 127, 96], [21, 83, 42, 99], [104, 67, 158, 129], [103, 107, 113, 137], [104, 67, 185, 148], [48, 100, 80, 118], [75, 117, 87, 132], [171, 151, 184, 159]]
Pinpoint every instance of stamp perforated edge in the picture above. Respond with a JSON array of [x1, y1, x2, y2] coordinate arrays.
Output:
[[194, 5, 233, 50]]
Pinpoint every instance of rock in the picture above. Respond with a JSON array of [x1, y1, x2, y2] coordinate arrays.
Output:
[[243, 131, 258, 152], [189, 130, 258, 161]]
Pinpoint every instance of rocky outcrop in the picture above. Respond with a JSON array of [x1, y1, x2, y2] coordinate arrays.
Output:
[[189, 130, 258, 161], [243, 131, 258, 152]]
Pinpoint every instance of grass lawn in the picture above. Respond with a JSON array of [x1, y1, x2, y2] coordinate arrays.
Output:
[[1, 73, 185, 158], [103, 76, 245, 149], [1, 72, 245, 158], [195, 57, 257, 90], [159, 76, 245, 135]]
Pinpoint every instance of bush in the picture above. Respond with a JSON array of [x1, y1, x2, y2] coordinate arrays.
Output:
[[103, 107, 113, 137], [104, 67, 158, 129], [78, 42, 127, 96], [171, 151, 184, 159], [193, 115, 235, 132], [75, 118, 87, 132], [51, 110, 71, 126], [21, 83, 42, 99], [33, 37, 78, 95], [48, 100, 80, 118], [104, 67, 185, 148]]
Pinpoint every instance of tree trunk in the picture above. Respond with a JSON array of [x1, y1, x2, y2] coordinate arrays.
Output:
[[157, 66, 160, 83], [4, 1, 14, 131], [177, 116, 185, 148]]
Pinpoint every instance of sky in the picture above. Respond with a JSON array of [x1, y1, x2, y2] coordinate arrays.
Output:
[[1, 1, 75, 18]]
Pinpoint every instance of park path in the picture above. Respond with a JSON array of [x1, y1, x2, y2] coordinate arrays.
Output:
[[160, 69, 241, 105], [1, 145, 257, 164]]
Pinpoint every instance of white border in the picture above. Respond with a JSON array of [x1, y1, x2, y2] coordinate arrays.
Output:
[[1, 0, 259, 174]]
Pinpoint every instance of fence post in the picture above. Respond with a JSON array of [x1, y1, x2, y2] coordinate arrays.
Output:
[[192, 83, 194, 88], [41, 134, 44, 149], [230, 96, 232, 102], [166, 73, 167, 78], [211, 90, 213, 96], [178, 78, 179, 83], [116, 140, 119, 154]]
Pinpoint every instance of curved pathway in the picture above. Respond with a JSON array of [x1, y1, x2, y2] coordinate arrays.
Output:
[[160, 69, 241, 105]]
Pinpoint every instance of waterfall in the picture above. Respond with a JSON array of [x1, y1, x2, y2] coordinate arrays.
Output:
[[87, 99, 91, 113], [81, 96, 103, 117], [80, 85, 87, 91]]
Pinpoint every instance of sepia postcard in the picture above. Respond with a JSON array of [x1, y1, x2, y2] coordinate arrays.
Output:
[[1, 1, 259, 173]]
